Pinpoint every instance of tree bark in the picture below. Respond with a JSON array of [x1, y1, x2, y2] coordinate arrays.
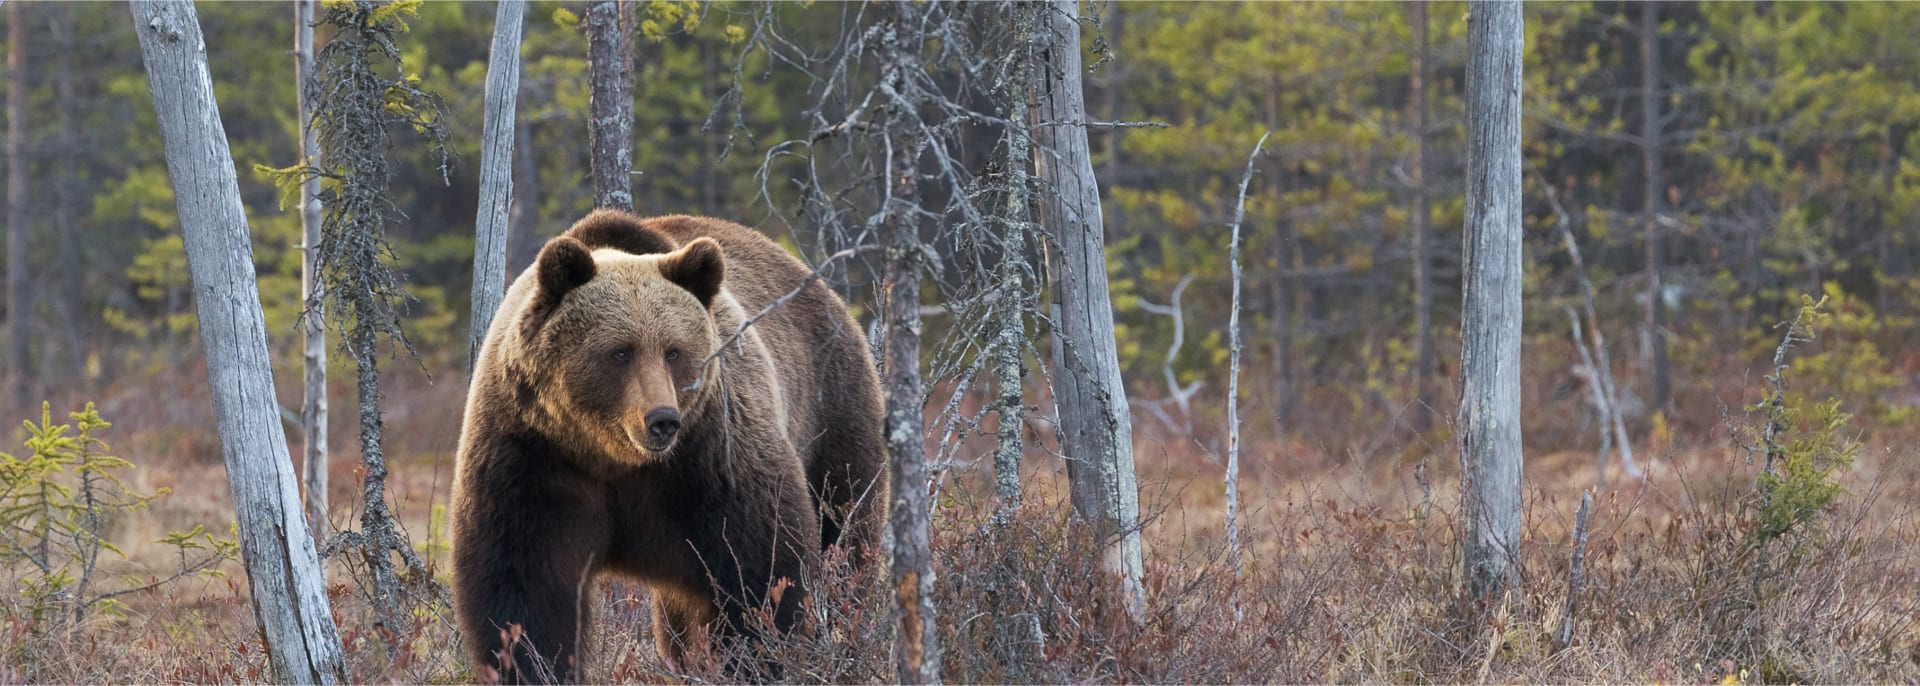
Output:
[[1458, 0, 1525, 606], [293, 0, 331, 555], [51, 8, 86, 385], [584, 0, 633, 212], [882, 8, 938, 683], [469, 0, 525, 373], [6, 0, 30, 416], [1641, 1, 1670, 414], [1410, 0, 1436, 433], [131, 2, 347, 681], [1225, 132, 1269, 622], [1033, 0, 1145, 623]]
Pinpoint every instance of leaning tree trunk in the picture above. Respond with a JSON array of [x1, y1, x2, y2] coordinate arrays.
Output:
[[469, 0, 526, 372], [1458, 0, 1526, 607], [6, 0, 29, 417], [1032, 0, 1145, 622], [131, 2, 347, 681], [293, 0, 330, 551], [584, 0, 633, 212]]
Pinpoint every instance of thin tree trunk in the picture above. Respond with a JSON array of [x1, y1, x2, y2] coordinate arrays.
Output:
[[293, 0, 331, 555], [1033, 0, 1145, 623], [131, 2, 346, 680], [1410, 0, 1436, 433], [585, 0, 633, 212], [1225, 132, 1269, 623], [988, 5, 1041, 674], [882, 8, 938, 683], [51, 7, 85, 385], [506, 87, 542, 275], [1642, 1, 1670, 415], [470, 0, 525, 373], [6, 0, 30, 416], [1458, 0, 1525, 606]]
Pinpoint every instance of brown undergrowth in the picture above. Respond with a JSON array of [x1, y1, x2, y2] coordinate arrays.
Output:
[[1, 349, 1916, 683]]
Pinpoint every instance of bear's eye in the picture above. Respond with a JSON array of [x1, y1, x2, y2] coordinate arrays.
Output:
[[665, 349, 681, 362], [609, 348, 634, 366]]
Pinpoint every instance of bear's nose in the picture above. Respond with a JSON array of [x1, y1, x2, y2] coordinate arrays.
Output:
[[645, 407, 681, 443]]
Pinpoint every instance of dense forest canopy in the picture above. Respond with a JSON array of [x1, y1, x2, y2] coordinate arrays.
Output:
[[5, 0, 1919, 455]]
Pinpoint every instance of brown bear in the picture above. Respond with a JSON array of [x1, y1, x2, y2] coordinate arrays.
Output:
[[452, 210, 887, 683]]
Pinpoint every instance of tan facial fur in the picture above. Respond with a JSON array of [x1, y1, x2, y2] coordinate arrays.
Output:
[[523, 241, 725, 467]]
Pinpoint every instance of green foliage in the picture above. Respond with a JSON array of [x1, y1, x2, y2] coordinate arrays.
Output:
[[1737, 295, 1857, 559], [0, 403, 237, 626]]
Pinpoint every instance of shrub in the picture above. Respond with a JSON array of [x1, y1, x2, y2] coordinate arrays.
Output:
[[0, 402, 235, 629]]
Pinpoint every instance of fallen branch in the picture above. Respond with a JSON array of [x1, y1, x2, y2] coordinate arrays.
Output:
[[1135, 273, 1202, 437], [1538, 170, 1643, 480]]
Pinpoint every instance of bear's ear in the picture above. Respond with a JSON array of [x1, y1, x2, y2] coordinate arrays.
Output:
[[521, 236, 595, 340], [658, 237, 725, 309], [536, 236, 596, 298], [564, 209, 676, 256]]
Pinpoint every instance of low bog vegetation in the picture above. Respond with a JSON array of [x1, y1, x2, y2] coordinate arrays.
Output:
[[1, 305, 1916, 684]]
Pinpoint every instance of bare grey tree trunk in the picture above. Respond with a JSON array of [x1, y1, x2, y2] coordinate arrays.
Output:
[[469, 0, 525, 373], [584, 0, 633, 212], [1225, 132, 1269, 622], [994, 3, 1037, 528], [1641, 0, 1670, 415], [881, 8, 938, 682], [1458, 0, 1526, 606], [1410, 0, 1436, 433], [1032, 0, 1145, 622], [293, 0, 331, 557], [6, 0, 29, 417], [987, 5, 1041, 674], [131, 2, 346, 681]]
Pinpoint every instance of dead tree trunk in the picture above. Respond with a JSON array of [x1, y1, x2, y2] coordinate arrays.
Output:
[[1032, 0, 1145, 622], [6, 0, 29, 416], [131, 2, 347, 681], [469, 0, 526, 372], [882, 7, 939, 682], [1410, 0, 1436, 432], [1641, 0, 1670, 415], [306, 0, 449, 641], [986, 4, 1043, 674], [1458, 0, 1526, 607], [585, 0, 633, 212], [293, 0, 330, 551], [1225, 132, 1269, 621]]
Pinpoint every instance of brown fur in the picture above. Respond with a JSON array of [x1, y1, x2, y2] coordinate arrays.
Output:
[[452, 211, 887, 683]]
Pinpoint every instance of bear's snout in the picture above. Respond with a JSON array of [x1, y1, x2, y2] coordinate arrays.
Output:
[[644, 407, 682, 449]]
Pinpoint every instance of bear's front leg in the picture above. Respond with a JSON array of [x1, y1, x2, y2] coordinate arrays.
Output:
[[453, 438, 611, 684], [708, 466, 822, 679]]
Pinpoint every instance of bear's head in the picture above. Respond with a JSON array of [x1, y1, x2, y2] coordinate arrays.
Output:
[[515, 230, 728, 466]]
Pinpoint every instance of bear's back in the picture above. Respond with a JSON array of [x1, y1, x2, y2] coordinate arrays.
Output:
[[608, 215, 880, 480]]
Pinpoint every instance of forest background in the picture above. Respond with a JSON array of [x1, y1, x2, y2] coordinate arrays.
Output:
[[0, 1, 1917, 683]]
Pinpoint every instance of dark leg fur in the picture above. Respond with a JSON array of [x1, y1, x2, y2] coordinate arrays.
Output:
[[454, 436, 610, 684]]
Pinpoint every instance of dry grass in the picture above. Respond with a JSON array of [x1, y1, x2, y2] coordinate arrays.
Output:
[[2, 350, 1917, 684]]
